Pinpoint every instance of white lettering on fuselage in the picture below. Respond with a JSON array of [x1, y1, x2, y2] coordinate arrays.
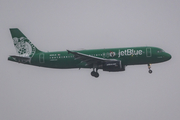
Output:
[[118, 49, 142, 58], [106, 63, 117, 66], [50, 54, 56, 56]]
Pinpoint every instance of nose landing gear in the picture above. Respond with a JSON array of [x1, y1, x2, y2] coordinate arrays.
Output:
[[148, 64, 152, 74]]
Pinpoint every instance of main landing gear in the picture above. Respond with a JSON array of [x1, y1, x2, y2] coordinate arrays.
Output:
[[91, 65, 99, 78], [148, 64, 152, 74], [91, 71, 99, 78]]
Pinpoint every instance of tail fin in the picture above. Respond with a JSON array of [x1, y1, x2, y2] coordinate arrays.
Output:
[[10, 28, 41, 57]]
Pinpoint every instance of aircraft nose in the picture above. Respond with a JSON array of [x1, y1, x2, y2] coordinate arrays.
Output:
[[166, 53, 172, 60]]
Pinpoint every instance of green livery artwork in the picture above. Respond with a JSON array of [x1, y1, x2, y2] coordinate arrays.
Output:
[[8, 28, 172, 78]]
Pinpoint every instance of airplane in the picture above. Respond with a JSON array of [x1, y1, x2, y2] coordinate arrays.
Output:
[[8, 28, 172, 78]]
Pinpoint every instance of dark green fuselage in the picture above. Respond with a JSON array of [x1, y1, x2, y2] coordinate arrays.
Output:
[[8, 28, 172, 77], [17, 46, 170, 69]]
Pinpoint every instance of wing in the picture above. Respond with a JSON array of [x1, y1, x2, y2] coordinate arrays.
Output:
[[67, 50, 117, 66]]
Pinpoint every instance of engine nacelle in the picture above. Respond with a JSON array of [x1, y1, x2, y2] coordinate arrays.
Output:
[[103, 61, 125, 72]]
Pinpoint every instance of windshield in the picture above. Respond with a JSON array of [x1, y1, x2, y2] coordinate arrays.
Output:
[[157, 49, 165, 53]]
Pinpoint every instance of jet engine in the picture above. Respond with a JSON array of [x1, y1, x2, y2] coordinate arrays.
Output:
[[103, 61, 125, 72]]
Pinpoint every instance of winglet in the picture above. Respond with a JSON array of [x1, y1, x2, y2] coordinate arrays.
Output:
[[67, 50, 75, 54], [67, 50, 70, 54]]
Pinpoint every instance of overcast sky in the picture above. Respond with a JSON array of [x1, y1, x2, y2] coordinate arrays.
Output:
[[0, 0, 180, 120]]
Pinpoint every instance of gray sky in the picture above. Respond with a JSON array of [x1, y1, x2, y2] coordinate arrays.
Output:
[[0, 0, 180, 120]]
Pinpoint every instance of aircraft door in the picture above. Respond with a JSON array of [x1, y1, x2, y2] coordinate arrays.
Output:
[[39, 53, 44, 63], [146, 48, 152, 57], [103, 52, 106, 58]]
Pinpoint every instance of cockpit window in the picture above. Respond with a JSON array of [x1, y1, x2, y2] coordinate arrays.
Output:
[[157, 50, 165, 53]]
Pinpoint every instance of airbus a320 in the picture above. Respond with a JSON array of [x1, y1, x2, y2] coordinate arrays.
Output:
[[8, 28, 171, 78]]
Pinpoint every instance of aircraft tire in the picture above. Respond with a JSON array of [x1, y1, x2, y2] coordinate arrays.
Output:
[[94, 72, 99, 78], [91, 71, 99, 78], [149, 70, 152, 74], [91, 71, 96, 76]]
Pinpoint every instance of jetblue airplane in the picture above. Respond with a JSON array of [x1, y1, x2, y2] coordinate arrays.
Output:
[[8, 28, 171, 78]]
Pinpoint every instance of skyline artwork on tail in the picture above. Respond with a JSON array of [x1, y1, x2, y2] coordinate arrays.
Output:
[[8, 28, 172, 78]]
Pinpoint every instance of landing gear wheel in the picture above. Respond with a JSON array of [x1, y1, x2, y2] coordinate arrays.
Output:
[[91, 71, 96, 76], [91, 64, 99, 78], [94, 72, 99, 78], [91, 71, 99, 78], [149, 70, 152, 74]]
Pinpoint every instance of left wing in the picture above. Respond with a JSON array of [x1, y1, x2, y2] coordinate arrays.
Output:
[[67, 50, 117, 66]]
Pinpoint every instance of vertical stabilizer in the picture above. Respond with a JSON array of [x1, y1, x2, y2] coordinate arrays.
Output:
[[10, 28, 41, 57]]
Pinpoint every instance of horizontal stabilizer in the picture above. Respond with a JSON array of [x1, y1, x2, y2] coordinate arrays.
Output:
[[8, 55, 31, 64]]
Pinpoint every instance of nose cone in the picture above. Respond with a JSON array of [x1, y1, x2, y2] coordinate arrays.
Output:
[[166, 53, 172, 61]]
